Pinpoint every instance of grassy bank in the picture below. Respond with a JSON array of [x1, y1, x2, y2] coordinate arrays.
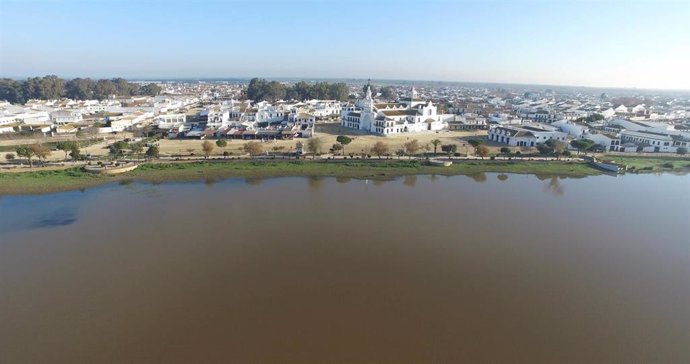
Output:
[[604, 155, 690, 173], [1, 159, 600, 195]]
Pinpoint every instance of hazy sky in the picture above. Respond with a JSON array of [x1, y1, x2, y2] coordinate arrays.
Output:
[[1, 0, 688, 89]]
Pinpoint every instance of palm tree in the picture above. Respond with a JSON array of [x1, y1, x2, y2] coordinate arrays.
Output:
[[431, 139, 441, 154]]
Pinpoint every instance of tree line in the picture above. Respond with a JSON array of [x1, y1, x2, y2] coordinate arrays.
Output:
[[0, 75, 162, 104], [245, 78, 349, 102]]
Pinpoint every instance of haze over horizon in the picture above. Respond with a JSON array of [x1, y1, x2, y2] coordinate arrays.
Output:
[[1, 0, 688, 90]]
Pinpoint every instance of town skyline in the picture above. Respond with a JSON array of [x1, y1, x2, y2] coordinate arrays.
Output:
[[1, 0, 688, 90]]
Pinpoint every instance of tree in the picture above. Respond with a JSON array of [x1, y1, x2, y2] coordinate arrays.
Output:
[[5, 153, 15, 161], [129, 142, 144, 160], [379, 86, 394, 99], [536, 143, 554, 155], [467, 139, 486, 157], [216, 139, 228, 157], [109, 140, 128, 159], [38, 75, 64, 99], [677, 147, 688, 155], [216, 139, 228, 149], [0, 78, 26, 103], [55, 141, 74, 161], [403, 139, 420, 158], [65, 78, 95, 100], [362, 82, 376, 97], [201, 140, 215, 159], [145, 145, 159, 159], [31, 144, 50, 164], [441, 144, 457, 156], [307, 138, 323, 158], [468, 139, 483, 148], [475, 145, 490, 159], [139, 83, 162, 96], [371, 141, 389, 159], [331, 144, 343, 155], [545, 139, 567, 159], [243, 141, 263, 156], [500, 147, 511, 155], [16, 146, 35, 167], [94, 79, 117, 100], [69, 144, 81, 161], [570, 139, 595, 155], [431, 139, 442, 154], [336, 135, 352, 155]]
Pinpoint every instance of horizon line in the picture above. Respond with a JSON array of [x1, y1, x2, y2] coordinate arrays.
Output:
[[2, 74, 689, 93]]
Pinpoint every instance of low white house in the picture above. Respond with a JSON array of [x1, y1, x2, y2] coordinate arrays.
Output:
[[156, 113, 187, 129], [50, 110, 83, 125], [619, 130, 688, 153], [488, 124, 567, 147], [582, 132, 621, 152], [108, 110, 152, 132]]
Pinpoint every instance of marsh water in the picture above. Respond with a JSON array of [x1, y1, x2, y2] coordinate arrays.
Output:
[[1, 173, 688, 363]]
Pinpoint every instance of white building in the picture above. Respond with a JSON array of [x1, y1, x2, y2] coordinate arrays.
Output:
[[108, 110, 153, 132], [256, 105, 288, 124], [156, 113, 187, 130], [552, 119, 588, 137], [488, 124, 567, 147], [50, 110, 83, 125], [619, 130, 689, 153], [341, 87, 449, 135], [198, 107, 230, 128], [581, 132, 621, 152]]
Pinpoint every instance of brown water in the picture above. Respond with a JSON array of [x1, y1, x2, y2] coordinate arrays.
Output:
[[1, 173, 688, 363]]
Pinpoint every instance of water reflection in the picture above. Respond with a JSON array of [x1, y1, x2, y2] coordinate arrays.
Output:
[[244, 177, 264, 186], [32, 214, 77, 229], [468, 172, 487, 183], [402, 175, 417, 187], [308, 176, 324, 190], [544, 176, 564, 196], [335, 176, 351, 184], [497, 174, 509, 181], [0, 191, 85, 233]]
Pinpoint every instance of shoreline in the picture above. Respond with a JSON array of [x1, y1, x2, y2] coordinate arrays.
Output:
[[1, 158, 687, 196]]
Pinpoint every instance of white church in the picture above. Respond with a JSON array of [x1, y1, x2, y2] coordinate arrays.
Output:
[[341, 86, 451, 135]]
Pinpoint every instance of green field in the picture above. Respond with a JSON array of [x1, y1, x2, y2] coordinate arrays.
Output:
[[604, 155, 690, 172], [0, 159, 601, 195], [0, 160, 599, 194]]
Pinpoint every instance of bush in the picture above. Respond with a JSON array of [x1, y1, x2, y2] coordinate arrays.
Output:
[[662, 162, 674, 168]]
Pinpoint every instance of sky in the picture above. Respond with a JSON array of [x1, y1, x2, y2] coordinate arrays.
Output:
[[0, 0, 688, 89]]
